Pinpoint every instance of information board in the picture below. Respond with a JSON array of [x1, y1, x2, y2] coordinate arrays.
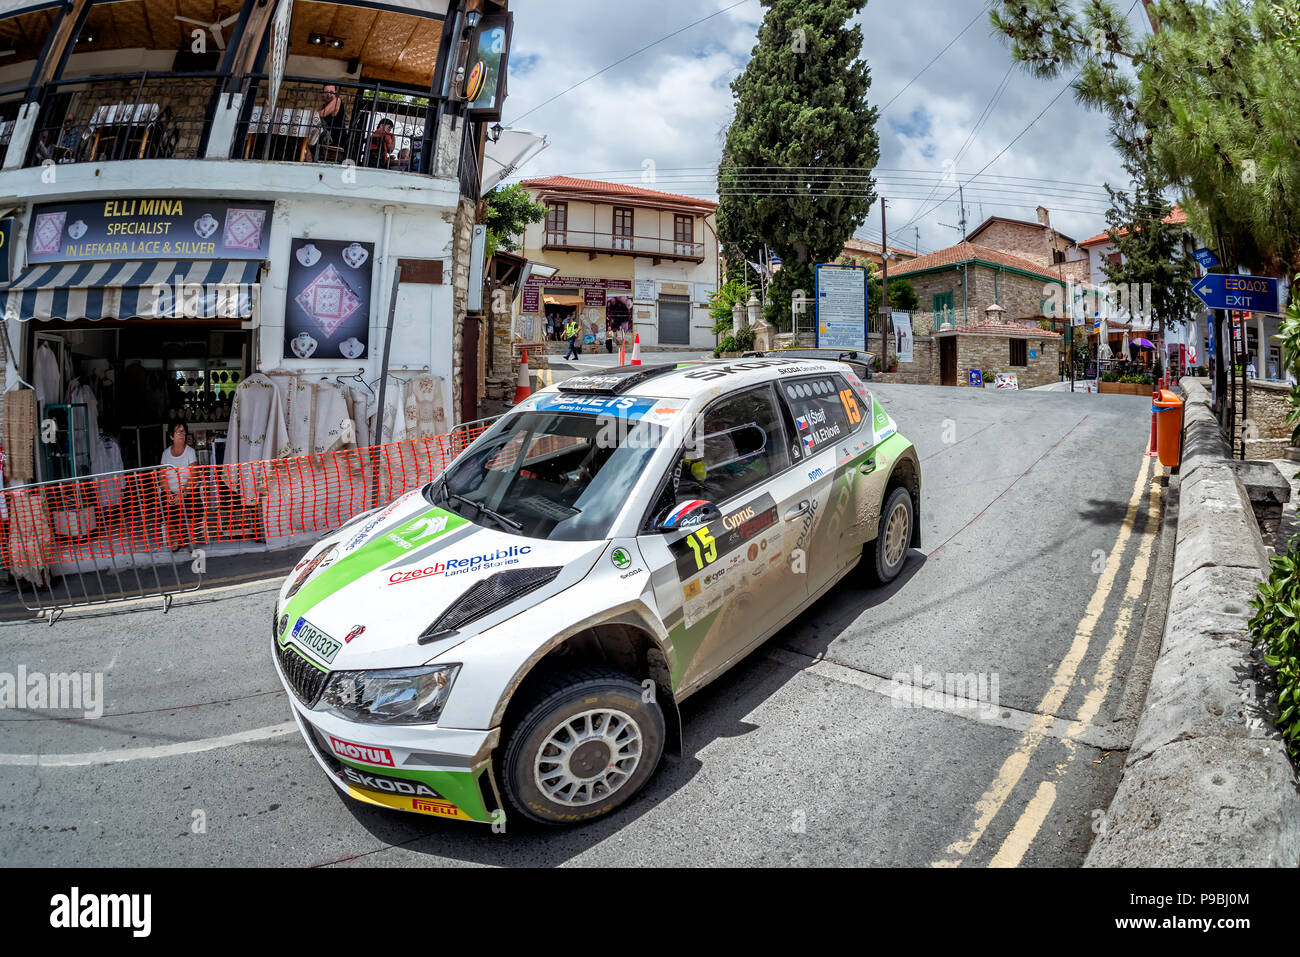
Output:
[[815, 263, 867, 350]]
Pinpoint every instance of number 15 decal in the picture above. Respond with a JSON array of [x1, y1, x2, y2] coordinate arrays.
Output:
[[684, 527, 717, 570], [839, 389, 862, 425]]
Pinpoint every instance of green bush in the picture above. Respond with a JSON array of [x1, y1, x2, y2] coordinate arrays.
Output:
[[714, 335, 736, 357], [1248, 550, 1300, 761]]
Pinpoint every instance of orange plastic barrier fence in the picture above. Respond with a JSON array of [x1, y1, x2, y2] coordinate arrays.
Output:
[[1, 423, 494, 574]]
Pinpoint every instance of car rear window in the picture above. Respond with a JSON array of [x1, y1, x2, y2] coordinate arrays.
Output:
[[780, 374, 865, 453]]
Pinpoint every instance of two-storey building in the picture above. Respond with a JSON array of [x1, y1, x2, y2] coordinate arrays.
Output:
[[0, 0, 509, 480], [515, 176, 719, 351]]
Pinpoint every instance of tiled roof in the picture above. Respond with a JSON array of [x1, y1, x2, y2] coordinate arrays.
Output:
[[521, 176, 718, 210], [841, 237, 918, 260], [890, 241, 1065, 283], [1079, 205, 1187, 247]]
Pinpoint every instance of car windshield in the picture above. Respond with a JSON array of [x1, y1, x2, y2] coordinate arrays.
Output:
[[428, 409, 667, 541]]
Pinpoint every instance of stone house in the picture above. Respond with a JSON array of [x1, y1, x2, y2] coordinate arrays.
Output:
[[966, 206, 1091, 284], [883, 240, 1066, 388]]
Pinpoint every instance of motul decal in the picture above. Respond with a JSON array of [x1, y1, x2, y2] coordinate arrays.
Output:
[[329, 736, 394, 767]]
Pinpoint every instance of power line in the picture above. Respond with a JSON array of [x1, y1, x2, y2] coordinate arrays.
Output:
[[507, 0, 757, 124], [879, 0, 997, 114]]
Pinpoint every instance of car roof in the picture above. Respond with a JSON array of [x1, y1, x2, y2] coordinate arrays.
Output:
[[533, 357, 860, 402]]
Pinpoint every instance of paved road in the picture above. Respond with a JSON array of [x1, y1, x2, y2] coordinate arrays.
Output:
[[0, 384, 1168, 866]]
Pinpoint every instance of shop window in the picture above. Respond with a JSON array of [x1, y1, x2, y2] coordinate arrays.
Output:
[[1010, 338, 1027, 367], [613, 206, 634, 251], [546, 202, 567, 245]]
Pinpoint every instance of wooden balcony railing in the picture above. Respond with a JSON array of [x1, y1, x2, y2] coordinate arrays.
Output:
[[543, 229, 704, 262]]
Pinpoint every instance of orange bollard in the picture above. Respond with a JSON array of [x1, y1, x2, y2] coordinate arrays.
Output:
[[630, 333, 641, 365], [1146, 388, 1159, 456], [618, 337, 625, 366]]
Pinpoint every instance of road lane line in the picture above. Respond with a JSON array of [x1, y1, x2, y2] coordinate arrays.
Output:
[[984, 466, 1165, 866], [0, 722, 297, 767], [932, 455, 1153, 867], [988, 781, 1058, 868]]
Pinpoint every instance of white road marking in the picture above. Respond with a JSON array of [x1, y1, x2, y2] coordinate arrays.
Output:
[[0, 721, 297, 767]]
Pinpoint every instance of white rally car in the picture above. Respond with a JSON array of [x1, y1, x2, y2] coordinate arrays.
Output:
[[272, 358, 921, 826]]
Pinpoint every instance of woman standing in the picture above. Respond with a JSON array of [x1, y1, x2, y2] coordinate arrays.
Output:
[[161, 420, 198, 552]]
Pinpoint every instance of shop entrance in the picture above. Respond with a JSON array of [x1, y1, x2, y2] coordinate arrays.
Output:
[[543, 289, 582, 342], [26, 320, 250, 478]]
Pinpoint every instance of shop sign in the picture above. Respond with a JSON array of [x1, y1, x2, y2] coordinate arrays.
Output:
[[27, 199, 273, 264], [584, 288, 606, 306], [520, 275, 631, 314], [284, 238, 374, 360], [634, 279, 656, 301]]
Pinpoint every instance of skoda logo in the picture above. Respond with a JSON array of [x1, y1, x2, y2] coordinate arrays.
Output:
[[610, 548, 631, 569], [278, 613, 289, 636]]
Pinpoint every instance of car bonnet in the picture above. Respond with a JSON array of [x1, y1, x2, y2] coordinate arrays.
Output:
[[276, 496, 604, 671]]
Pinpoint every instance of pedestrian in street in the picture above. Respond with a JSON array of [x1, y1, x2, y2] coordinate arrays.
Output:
[[160, 420, 198, 552], [564, 317, 580, 359]]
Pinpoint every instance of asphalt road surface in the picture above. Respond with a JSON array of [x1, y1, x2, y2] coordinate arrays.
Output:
[[0, 382, 1168, 866]]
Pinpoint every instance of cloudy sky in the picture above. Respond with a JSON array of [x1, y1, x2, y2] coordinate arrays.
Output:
[[500, 0, 1149, 255]]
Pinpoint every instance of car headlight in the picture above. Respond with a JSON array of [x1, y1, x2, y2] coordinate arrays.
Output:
[[316, 664, 460, 725]]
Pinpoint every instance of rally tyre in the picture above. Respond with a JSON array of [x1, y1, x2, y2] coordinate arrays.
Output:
[[501, 667, 665, 826], [866, 486, 913, 585]]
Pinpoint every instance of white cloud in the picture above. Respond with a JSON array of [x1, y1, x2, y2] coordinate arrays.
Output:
[[502, 0, 1132, 253]]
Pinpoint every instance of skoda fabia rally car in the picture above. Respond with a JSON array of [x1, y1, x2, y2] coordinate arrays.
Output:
[[273, 358, 921, 826]]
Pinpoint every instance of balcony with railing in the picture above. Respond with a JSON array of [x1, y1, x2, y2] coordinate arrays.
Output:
[[26, 72, 222, 166], [0, 0, 497, 202], [542, 228, 705, 263], [233, 75, 436, 172]]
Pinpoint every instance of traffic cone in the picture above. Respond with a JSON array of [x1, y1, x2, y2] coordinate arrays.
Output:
[[618, 337, 626, 366], [630, 334, 641, 366], [514, 349, 531, 404]]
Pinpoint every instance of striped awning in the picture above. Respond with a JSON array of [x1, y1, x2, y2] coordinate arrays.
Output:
[[3, 259, 262, 321]]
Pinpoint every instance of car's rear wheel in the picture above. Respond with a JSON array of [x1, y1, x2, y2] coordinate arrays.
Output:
[[866, 486, 913, 584], [500, 667, 665, 825]]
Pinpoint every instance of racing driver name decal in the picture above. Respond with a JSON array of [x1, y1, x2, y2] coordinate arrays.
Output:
[[388, 545, 532, 584]]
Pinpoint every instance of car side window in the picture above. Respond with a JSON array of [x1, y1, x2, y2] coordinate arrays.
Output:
[[779, 374, 864, 454], [660, 384, 791, 513]]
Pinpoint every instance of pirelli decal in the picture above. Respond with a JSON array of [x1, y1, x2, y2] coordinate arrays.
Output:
[[669, 493, 778, 579]]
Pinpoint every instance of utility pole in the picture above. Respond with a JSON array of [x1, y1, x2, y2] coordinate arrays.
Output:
[[880, 199, 890, 372]]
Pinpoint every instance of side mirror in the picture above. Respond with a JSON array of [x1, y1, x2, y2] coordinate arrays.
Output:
[[658, 500, 721, 531]]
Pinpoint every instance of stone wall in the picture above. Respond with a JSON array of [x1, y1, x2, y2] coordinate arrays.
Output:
[[902, 263, 1059, 324], [1243, 379, 1296, 460], [873, 336, 937, 384], [449, 195, 475, 422], [953, 333, 1061, 389]]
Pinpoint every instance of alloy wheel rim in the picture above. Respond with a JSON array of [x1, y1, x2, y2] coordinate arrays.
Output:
[[534, 708, 643, 807], [884, 500, 909, 568]]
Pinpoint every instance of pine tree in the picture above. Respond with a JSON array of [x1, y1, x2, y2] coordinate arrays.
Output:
[[716, 0, 880, 329], [1098, 152, 1197, 355]]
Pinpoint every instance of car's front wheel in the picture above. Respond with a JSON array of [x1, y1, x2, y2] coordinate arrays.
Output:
[[500, 667, 665, 825], [866, 485, 913, 584]]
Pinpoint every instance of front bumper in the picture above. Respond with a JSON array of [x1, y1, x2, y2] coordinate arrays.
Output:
[[275, 649, 502, 824]]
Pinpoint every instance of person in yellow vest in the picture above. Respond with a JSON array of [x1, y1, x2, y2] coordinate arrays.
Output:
[[564, 318, 580, 360]]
